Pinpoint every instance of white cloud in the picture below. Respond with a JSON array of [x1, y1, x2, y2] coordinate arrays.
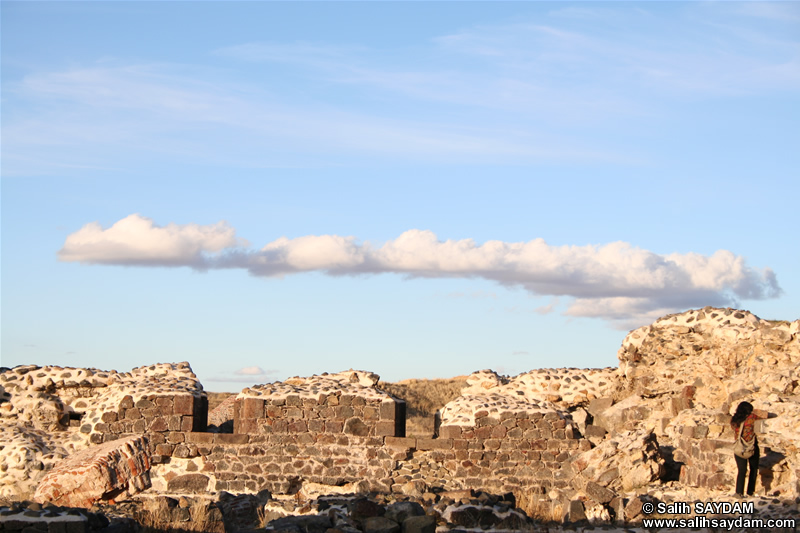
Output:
[[57, 214, 244, 267], [234, 366, 268, 376], [59, 215, 782, 325]]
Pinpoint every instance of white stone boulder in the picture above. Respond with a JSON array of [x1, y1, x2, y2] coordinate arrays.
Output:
[[34, 435, 151, 508]]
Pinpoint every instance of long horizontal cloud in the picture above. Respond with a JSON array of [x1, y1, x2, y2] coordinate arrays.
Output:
[[59, 214, 782, 325]]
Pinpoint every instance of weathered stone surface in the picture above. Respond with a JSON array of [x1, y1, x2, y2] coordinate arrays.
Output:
[[166, 473, 210, 493], [349, 498, 385, 522], [344, 417, 370, 436], [570, 429, 664, 492], [385, 501, 424, 524], [445, 506, 500, 529], [564, 500, 586, 522], [267, 515, 331, 533], [584, 481, 615, 504], [362, 516, 400, 533], [401, 514, 435, 533], [33, 435, 151, 508], [618, 308, 799, 409], [208, 394, 236, 433]]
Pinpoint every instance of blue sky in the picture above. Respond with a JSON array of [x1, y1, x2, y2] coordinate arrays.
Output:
[[2, 2, 798, 391]]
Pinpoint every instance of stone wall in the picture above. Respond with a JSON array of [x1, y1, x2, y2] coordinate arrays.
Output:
[[673, 416, 796, 496], [0, 363, 206, 499], [96, 393, 208, 444], [140, 424, 589, 502], [674, 422, 733, 491], [390, 413, 589, 498], [232, 393, 404, 439]]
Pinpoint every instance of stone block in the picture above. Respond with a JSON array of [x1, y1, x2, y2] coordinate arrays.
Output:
[[385, 436, 416, 449], [307, 419, 325, 432], [167, 473, 210, 493], [167, 431, 185, 444], [186, 432, 215, 444], [216, 434, 249, 444], [286, 394, 302, 407], [336, 406, 355, 419], [417, 438, 452, 450], [325, 420, 344, 433], [585, 425, 607, 438], [167, 415, 182, 431], [585, 481, 615, 504], [285, 407, 303, 418], [297, 433, 315, 445], [158, 401, 174, 417], [376, 420, 396, 436], [380, 400, 396, 420], [173, 445, 191, 458], [565, 500, 586, 522], [289, 420, 308, 433], [587, 397, 613, 417], [155, 443, 174, 456], [491, 426, 507, 439], [242, 397, 264, 419], [174, 394, 195, 415], [148, 417, 168, 432], [180, 416, 194, 432]]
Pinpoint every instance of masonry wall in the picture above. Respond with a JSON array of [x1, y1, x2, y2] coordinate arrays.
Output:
[[674, 419, 785, 493], [96, 393, 207, 445], [390, 411, 589, 498], [100, 392, 593, 505], [233, 393, 406, 438], [121, 408, 586, 505]]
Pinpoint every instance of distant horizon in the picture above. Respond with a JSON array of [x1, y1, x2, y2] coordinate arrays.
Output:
[[3, 2, 797, 389]]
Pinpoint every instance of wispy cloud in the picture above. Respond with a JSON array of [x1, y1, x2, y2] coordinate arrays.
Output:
[[434, 15, 799, 96], [8, 5, 794, 176], [733, 2, 800, 23], [4, 62, 620, 176], [58, 214, 782, 326]]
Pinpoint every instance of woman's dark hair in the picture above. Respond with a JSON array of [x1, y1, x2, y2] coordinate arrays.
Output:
[[731, 401, 753, 427]]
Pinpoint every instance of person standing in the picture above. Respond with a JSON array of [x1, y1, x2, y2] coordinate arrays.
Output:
[[730, 401, 767, 497]]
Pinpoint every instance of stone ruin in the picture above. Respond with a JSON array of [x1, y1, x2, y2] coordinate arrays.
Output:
[[0, 306, 798, 531]]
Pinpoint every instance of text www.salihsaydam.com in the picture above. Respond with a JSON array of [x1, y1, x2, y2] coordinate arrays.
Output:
[[642, 516, 796, 529]]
